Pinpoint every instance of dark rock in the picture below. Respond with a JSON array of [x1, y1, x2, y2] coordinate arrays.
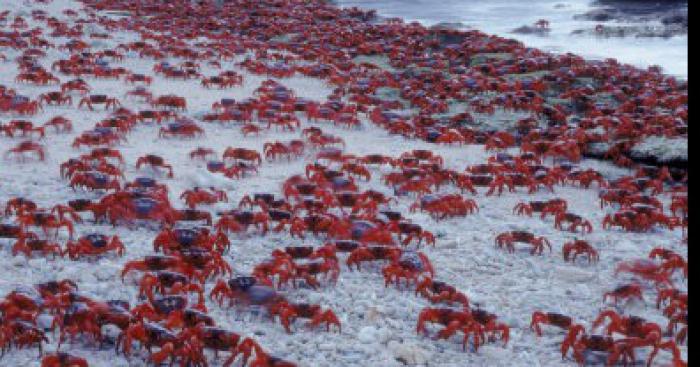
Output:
[[511, 25, 551, 36], [577, 8, 616, 22], [661, 13, 688, 27], [574, 0, 687, 37]]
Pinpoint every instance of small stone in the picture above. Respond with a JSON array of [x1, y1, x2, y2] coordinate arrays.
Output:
[[365, 306, 381, 322], [95, 265, 117, 281], [11, 256, 25, 267], [28, 258, 46, 269], [479, 345, 511, 360], [555, 265, 595, 283], [36, 314, 53, 330], [82, 273, 98, 284], [442, 240, 458, 249], [358, 326, 378, 344], [388, 340, 430, 365]]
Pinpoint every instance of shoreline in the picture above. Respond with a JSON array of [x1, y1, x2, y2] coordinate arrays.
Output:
[[330, 0, 688, 169], [335, 0, 688, 79]]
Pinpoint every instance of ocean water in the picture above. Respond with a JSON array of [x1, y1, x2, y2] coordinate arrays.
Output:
[[337, 0, 688, 79]]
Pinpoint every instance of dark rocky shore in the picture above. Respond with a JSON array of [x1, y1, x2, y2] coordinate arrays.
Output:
[[574, 0, 688, 38]]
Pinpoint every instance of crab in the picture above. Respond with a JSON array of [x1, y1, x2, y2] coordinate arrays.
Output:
[[281, 258, 340, 289], [44, 116, 73, 133], [453, 174, 512, 196], [530, 311, 573, 336], [5, 141, 45, 161], [158, 122, 203, 139], [12, 237, 63, 258], [116, 321, 179, 357], [417, 307, 506, 351], [39, 91, 72, 106], [136, 154, 174, 178], [40, 353, 89, 367], [4, 197, 38, 216], [382, 250, 435, 287], [179, 187, 228, 209], [69, 172, 121, 192], [346, 246, 402, 270], [603, 284, 644, 305], [18, 210, 75, 239], [615, 259, 674, 286], [561, 325, 626, 365], [78, 94, 121, 110], [268, 301, 341, 333], [178, 325, 259, 367], [495, 231, 552, 255], [210, 276, 284, 309], [592, 310, 663, 340], [65, 234, 125, 259], [410, 194, 479, 220], [415, 278, 469, 307], [153, 227, 227, 254], [562, 239, 599, 263], [416, 307, 480, 341], [223, 147, 262, 166], [138, 271, 206, 309], [248, 346, 298, 367], [216, 210, 270, 235], [0, 320, 49, 357], [513, 199, 568, 218], [189, 147, 216, 161], [548, 208, 592, 230], [387, 221, 436, 247], [121, 255, 199, 282]]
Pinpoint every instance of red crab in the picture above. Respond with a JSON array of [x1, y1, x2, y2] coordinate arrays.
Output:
[[5, 141, 45, 161], [189, 147, 216, 161], [346, 246, 402, 270], [554, 212, 593, 233], [180, 187, 228, 208], [69, 172, 121, 192], [158, 122, 203, 139], [592, 310, 663, 339], [382, 251, 435, 287], [513, 199, 567, 217], [495, 231, 551, 255], [121, 255, 198, 281], [530, 311, 573, 336], [136, 154, 174, 178], [223, 147, 262, 166], [562, 239, 599, 263], [64, 234, 125, 259], [40, 353, 89, 367], [138, 271, 205, 309], [44, 116, 73, 133], [177, 325, 259, 367], [268, 301, 341, 333], [153, 227, 227, 254], [78, 95, 121, 110], [615, 259, 674, 286], [39, 91, 72, 106], [561, 325, 625, 365], [603, 284, 644, 305], [12, 237, 63, 258], [410, 194, 479, 220], [18, 210, 74, 238], [415, 278, 469, 307]]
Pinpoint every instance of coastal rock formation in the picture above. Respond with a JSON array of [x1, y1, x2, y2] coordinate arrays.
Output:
[[574, 0, 687, 38]]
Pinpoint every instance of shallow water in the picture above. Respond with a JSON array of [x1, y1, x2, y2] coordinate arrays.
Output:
[[337, 0, 688, 79]]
